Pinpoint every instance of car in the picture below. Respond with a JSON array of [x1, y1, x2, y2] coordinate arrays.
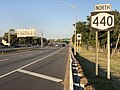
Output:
[[55, 44, 59, 47]]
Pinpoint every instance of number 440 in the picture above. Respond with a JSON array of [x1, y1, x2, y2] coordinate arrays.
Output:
[[93, 16, 113, 26]]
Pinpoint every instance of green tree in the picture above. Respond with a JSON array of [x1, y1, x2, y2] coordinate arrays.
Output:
[[3, 29, 18, 46], [76, 20, 95, 49], [75, 10, 120, 51]]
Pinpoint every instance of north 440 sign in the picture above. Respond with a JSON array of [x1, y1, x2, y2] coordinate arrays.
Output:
[[91, 12, 114, 30]]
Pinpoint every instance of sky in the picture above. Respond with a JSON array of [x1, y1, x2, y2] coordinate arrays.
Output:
[[0, 0, 120, 39]]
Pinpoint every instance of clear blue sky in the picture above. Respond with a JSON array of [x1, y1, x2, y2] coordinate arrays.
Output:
[[0, 0, 120, 39]]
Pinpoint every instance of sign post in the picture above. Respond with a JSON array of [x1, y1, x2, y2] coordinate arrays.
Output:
[[91, 4, 114, 79], [77, 34, 82, 53], [96, 31, 99, 76], [107, 31, 110, 79]]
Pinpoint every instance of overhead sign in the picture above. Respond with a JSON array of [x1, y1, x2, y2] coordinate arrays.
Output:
[[95, 4, 111, 12], [77, 34, 82, 41], [91, 12, 114, 30]]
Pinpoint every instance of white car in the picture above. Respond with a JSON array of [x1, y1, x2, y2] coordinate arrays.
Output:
[[55, 44, 59, 47]]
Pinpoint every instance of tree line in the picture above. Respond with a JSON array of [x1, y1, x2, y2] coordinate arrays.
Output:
[[74, 10, 120, 53], [3, 29, 47, 46]]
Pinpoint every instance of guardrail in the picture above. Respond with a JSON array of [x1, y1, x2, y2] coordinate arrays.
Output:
[[0, 49, 16, 54], [0, 46, 43, 54], [69, 47, 95, 90]]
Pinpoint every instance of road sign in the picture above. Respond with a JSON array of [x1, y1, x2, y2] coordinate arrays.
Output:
[[77, 34, 82, 41], [95, 4, 111, 12], [91, 4, 114, 79], [91, 12, 114, 31]]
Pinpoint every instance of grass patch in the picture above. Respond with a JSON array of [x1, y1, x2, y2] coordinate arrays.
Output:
[[75, 47, 120, 90]]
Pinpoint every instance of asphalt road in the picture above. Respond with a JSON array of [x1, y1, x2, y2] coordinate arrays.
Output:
[[0, 46, 69, 90]]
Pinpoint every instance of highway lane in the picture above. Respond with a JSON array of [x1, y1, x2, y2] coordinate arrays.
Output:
[[0, 46, 69, 90], [0, 47, 58, 75]]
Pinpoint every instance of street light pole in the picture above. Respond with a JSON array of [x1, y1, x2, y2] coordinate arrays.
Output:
[[74, 6, 77, 55], [59, 1, 77, 55]]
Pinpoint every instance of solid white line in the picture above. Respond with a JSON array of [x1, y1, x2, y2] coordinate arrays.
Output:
[[0, 47, 64, 79], [57, 53, 66, 55], [0, 58, 10, 62], [17, 69, 62, 83], [18, 48, 64, 70], [0, 69, 18, 78], [69, 48, 74, 90]]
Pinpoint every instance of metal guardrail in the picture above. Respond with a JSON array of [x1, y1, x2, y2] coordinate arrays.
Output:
[[0, 49, 16, 54], [0, 46, 43, 54], [69, 47, 95, 90]]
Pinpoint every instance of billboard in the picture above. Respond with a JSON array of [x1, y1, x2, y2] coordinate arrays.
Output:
[[17, 28, 36, 37]]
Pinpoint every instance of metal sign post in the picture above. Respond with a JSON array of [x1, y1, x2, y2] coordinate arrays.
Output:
[[77, 34, 82, 53], [77, 41, 79, 52], [78, 41, 80, 53]]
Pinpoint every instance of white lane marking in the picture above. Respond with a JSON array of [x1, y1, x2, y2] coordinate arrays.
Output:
[[0, 69, 18, 78], [0, 58, 10, 62], [17, 69, 62, 83], [0, 47, 64, 79], [57, 53, 66, 55], [18, 48, 64, 70]]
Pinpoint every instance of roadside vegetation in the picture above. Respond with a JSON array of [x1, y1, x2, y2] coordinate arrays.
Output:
[[75, 47, 120, 90], [2, 29, 48, 46], [73, 10, 120, 90], [72, 10, 120, 56]]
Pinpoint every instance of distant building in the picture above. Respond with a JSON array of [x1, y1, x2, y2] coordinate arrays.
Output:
[[17, 28, 36, 37]]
